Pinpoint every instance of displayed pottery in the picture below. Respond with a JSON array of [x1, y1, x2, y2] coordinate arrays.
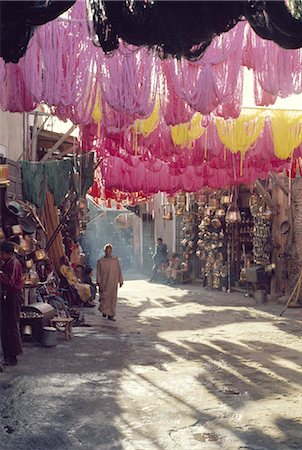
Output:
[[203, 217, 211, 227], [209, 193, 218, 208], [216, 207, 225, 217], [26, 259, 34, 269], [204, 207, 214, 216], [221, 194, 231, 205], [211, 218, 222, 229], [23, 269, 39, 286], [12, 224, 23, 235], [34, 249, 47, 261], [225, 205, 241, 224], [19, 237, 31, 252], [18, 216, 36, 234], [7, 201, 24, 217]]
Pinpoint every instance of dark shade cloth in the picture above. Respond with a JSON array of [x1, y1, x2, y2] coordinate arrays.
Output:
[[45, 158, 73, 206], [21, 160, 47, 209], [72, 153, 95, 197], [21, 155, 95, 209], [0, 1, 75, 63], [88, 0, 302, 60]]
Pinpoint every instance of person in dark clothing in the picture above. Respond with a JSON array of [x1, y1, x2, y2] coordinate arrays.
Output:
[[0, 241, 24, 366], [150, 237, 168, 282], [82, 266, 96, 300]]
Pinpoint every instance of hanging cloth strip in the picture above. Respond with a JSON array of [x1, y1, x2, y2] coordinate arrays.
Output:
[[77, 153, 95, 196], [21, 157, 92, 209], [45, 159, 73, 206], [20, 161, 47, 209]]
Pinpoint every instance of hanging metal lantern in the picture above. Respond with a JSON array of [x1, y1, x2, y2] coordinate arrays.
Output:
[[225, 205, 241, 224]]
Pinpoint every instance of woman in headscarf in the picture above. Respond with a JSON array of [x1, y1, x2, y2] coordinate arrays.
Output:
[[59, 256, 95, 307]]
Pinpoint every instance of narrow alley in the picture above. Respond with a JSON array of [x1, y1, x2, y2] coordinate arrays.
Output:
[[1, 278, 302, 450]]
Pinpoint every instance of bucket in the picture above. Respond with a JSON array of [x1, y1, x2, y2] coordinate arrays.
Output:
[[254, 289, 266, 304], [41, 327, 57, 347]]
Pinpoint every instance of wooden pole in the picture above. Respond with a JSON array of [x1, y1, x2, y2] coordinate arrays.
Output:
[[41, 124, 76, 162]]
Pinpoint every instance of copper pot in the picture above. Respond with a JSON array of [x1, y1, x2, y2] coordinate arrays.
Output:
[[209, 193, 218, 208], [221, 194, 231, 205], [262, 208, 274, 221], [34, 249, 47, 261], [240, 267, 247, 281], [26, 259, 34, 269], [12, 224, 22, 235], [198, 194, 207, 206], [0, 227, 4, 240], [204, 207, 214, 216], [216, 207, 225, 218], [202, 217, 211, 227], [19, 237, 31, 253], [211, 218, 222, 229], [226, 206, 241, 224], [23, 269, 39, 287]]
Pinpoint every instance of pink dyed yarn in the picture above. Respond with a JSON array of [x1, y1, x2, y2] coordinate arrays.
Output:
[[244, 26, 302, 105], [1, 11, 302, 122], [98, 153, 289, 194], [168, 22, 245, 117], [100, 45, 157, 118]]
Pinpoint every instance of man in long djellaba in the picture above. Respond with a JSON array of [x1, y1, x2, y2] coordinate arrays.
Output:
[[97, 244, 123, 321]]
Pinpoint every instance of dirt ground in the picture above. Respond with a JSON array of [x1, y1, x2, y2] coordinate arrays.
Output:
[[0, 277, 302, 450]]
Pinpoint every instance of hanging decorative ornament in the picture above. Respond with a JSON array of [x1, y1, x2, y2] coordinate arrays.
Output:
[[225, 204, 242, 224], [225, 187, 241, 224]]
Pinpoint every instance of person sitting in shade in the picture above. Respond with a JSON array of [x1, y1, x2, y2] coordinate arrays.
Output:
[[59, 256, 95, 307], [97, 244, 123, 321], [165, 253, 181, 285], [82, 266, 97, 300]]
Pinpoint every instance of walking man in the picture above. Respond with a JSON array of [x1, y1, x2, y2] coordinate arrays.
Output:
[[97, 244, 123, 321], [150, 237, 168, 282], [0, 241, 24, 366]]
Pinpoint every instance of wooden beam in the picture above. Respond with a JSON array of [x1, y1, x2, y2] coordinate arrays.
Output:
[[269, 172, 289, 196], [254, 179, 277, 211], [41, 124, 76, 162], [17, 116, 50, 162]]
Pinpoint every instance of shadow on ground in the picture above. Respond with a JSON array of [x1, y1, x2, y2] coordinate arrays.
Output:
[[0, 277, 301, 449]]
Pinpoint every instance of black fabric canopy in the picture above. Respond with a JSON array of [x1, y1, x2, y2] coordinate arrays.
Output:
[[0, 1, 75, 63], [88, 0, 302, 60], [1, 1, 302, 64]]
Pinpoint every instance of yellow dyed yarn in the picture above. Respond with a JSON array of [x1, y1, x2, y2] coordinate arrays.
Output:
[[133, 101, 160, 137], [216, 109, 265, 157], [92, 85, 102, 124], [171, 113, 205, 148], [270, 110, 302, 159]]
